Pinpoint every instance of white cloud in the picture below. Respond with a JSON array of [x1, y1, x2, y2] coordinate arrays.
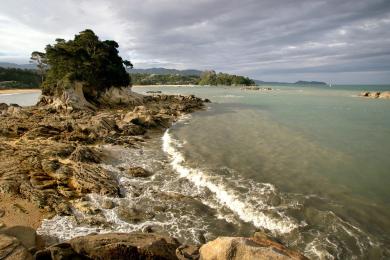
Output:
[[0, 0, 389, 83]]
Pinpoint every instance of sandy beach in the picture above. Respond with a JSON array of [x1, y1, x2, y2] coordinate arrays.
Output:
[[0, 89, 41, 95]]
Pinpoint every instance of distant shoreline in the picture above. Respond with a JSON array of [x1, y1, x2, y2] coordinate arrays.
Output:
[[0, 88, 41, 95], [133, 84, 195, 87]]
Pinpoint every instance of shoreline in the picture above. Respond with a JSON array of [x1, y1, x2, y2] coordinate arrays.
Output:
[[0, 88, 41, 95], [0, 91, 309, 259]]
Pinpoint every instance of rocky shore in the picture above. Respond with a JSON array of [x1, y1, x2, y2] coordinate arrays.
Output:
[[0, 88, 307, 259], [359, 91, 390, 99]]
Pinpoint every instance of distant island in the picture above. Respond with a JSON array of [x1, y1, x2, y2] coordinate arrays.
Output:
[[255, 79, 328, 86]]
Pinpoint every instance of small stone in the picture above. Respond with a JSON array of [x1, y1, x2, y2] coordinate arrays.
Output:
[[176, 244, 200, 260], [12, 204, 28, 214], [0, 223, 5, 229], [101, 199, 115, 209], [0, 209, 4, 218], [127, 167, 151, 178]]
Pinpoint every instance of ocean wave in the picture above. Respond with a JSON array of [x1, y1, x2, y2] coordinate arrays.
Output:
[[162, 128, 299, 234]]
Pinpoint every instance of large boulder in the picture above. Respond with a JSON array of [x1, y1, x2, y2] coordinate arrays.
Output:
[[199, 234, 308, 260], [35, 233, 181, 260], [379, 91, 390, 99]]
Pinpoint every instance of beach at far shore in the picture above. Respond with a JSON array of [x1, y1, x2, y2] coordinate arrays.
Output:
[[133, 84, 195, 88], [0, 89, 41, 95]]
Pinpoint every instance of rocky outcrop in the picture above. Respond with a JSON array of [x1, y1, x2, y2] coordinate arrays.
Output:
[[241, 86, 272, 91], [359, 91, 390, 99], [0, 226, 38, 260], [31, 232, 307, 260], [199, 233, 308, 260], [0, 91, 205, 231]]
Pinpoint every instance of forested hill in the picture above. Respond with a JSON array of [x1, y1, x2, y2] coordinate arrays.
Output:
[[0, 67, 40, 89], [132, 70, 256, 86], [128, 67, 202, 76]]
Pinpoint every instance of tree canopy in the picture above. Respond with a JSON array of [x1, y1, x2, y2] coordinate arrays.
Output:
[[38, 29, 132, 96], [198, 70, 255, 86]]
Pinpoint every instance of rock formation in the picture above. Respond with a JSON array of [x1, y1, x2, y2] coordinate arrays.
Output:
[[359, 91, 390, 99]]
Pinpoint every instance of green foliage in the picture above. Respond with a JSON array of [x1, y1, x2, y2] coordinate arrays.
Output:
[[39, 29, 131, 96], [199, 70, 255, 86], [0, 67, 41, 88], [131, 73, 200, 85], [131, 70, 255, 86]]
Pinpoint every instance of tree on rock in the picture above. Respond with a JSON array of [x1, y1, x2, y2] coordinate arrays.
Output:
[[37, 29, 131, 100]]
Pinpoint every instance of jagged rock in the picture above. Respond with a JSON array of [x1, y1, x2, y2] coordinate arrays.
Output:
[[176, 244, 200, 260], [73, 200, 101, 215], [0, 226, 36, 251], [117, 206, 155, 223], [71, 164, 119, 196], [98, 86, 144, 107], [127, 167, 152, 178], [199, 235, 308, 260], [34, 242, 86, 259], [0, 233, 32, 260], [43, 143, 75, 158], [101, 199, 115, 209], [0, 103, 8, 111], [69, 233, 181, 259], [359, 91, 390, 99], [119, 123, 146, 136], [70, 146, 102, 163]]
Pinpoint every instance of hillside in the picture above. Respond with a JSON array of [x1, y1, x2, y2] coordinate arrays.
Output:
[[128, 67, 202, 76]]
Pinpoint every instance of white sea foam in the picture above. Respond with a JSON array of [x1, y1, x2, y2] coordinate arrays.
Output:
[[162, 128, 298, 234]]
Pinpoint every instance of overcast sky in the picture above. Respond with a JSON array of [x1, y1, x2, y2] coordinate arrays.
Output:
[[1, 0, 390, 83]]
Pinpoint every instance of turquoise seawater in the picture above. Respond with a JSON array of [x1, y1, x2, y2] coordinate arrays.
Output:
[[135, 85, 390, 259]]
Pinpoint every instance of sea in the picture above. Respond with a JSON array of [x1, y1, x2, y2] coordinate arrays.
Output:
[[1, 84, 390, 259]]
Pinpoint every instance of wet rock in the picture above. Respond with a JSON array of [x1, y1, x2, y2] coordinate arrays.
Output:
[[101, 199, 115, 209], [71, 164, 119, 196], [70, 146, 102, 163], [69, 233, 181, 260], [0, 103, 8, 111], [34, 242, 86, 259], [117, 206, 155, 223], [0, 233, 32, 260], [73, 200, 101, 215], [127, 167, 152, 178], [120, 123, 146, 136], [0, 226, 36, 251], [54, 202, 72, 215], [176, 244, 200, 260], [200, 236, 308, 260]]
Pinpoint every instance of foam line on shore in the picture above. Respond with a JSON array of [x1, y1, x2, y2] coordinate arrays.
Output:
[[162, 128, 298, 234]]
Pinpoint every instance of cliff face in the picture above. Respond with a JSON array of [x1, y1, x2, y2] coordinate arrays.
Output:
[[38, 80, 145, 111]]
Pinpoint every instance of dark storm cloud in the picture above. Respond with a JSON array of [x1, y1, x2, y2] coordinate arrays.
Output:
[[0, 0, 389, 83]]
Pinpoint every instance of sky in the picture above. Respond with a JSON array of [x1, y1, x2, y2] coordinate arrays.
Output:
[[0, 0, 390, 84]]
